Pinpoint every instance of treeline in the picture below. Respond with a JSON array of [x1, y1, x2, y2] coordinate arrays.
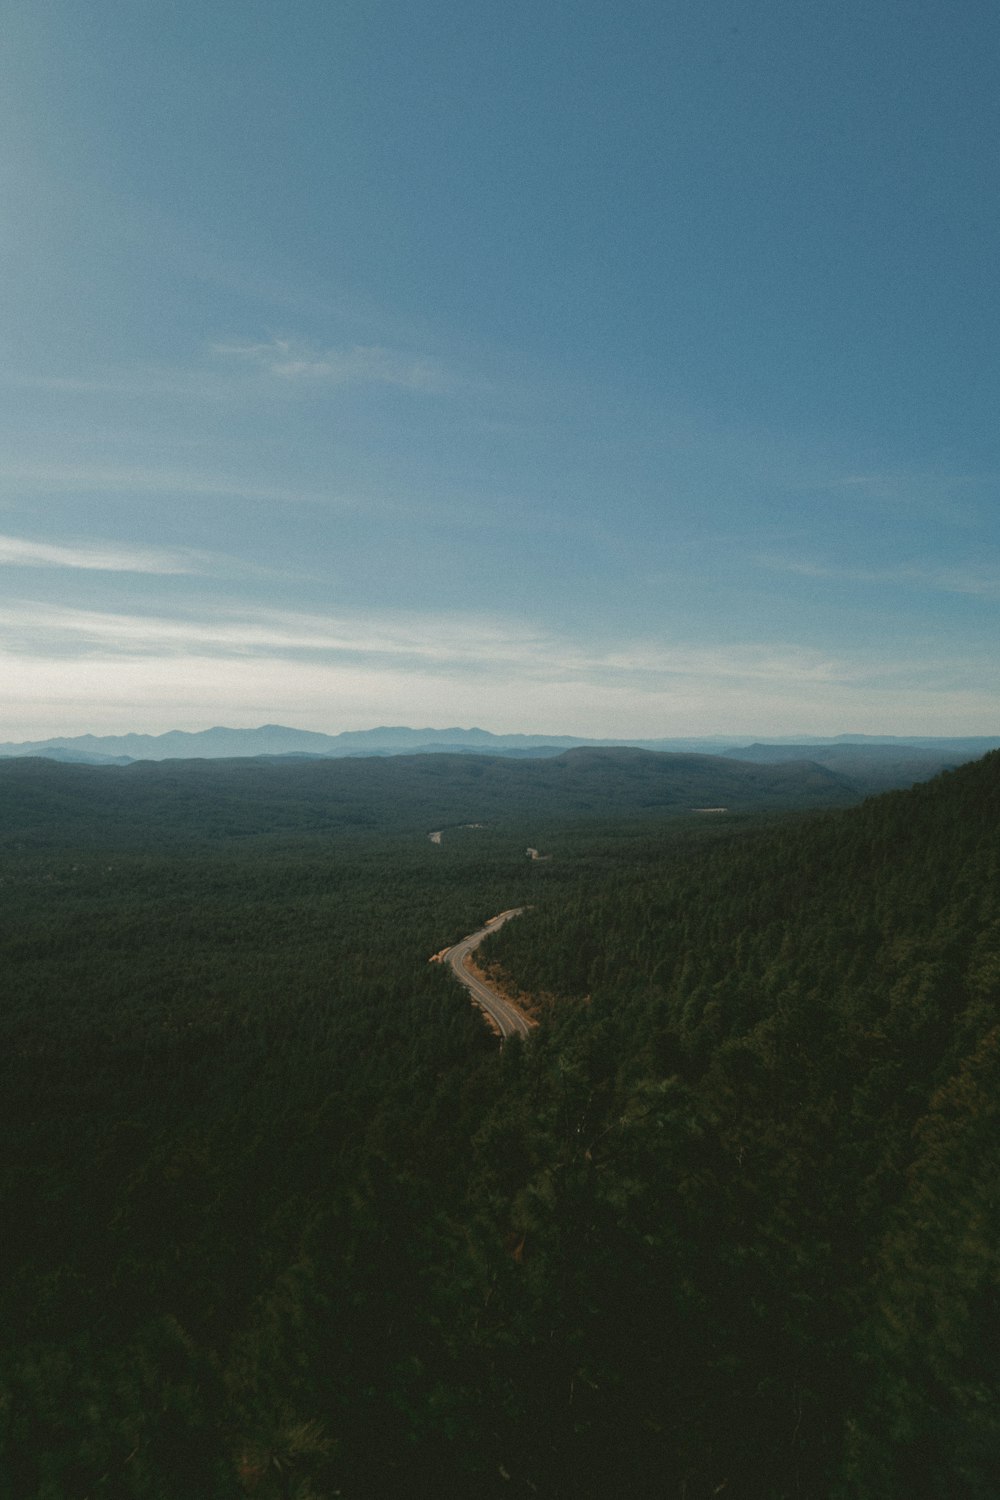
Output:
[[0, 755, 997, 1495]]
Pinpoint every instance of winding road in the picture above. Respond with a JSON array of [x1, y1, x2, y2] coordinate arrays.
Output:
[[440, 908, 532, 1040]]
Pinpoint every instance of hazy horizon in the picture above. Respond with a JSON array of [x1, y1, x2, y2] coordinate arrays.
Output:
[[3, 718, 999, 752], [3, 3, 997, 740]]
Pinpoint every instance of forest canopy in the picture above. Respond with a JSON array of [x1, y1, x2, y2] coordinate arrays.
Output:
[[1, 751, 998, 1497]]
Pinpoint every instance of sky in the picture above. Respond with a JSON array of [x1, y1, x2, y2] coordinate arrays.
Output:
[[2, 0, 998, 740]]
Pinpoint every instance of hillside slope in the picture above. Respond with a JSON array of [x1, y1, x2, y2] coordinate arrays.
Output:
[[0, 746, 856, 849], [479, 750, 1000, 1495]]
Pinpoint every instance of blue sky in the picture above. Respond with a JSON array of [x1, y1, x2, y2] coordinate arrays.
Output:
[[2, 0, 998, 738]]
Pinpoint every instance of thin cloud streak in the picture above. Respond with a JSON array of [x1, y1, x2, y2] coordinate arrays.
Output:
[[0, 459, 522, 539], [0, 602, 553, 669], [0, 533, 201, 574], [2, 644, 997, 744], [0, 600, 971, 696], [0, 462, 362, 508], [1, 370, 234, 402], [831, 473, 983, 490], [760, 554, 1000, 599], [211, 337, 451, 392]]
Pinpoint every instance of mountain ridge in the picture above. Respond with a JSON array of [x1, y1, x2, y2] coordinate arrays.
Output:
[[2, 721, 998, 767]]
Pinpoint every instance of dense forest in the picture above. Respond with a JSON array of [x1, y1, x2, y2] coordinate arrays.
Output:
[[0, 746, 863, 844], [1, 751, 998, 1497]]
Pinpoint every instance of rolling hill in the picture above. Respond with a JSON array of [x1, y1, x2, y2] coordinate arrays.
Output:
[[0, 746, 859, 848]]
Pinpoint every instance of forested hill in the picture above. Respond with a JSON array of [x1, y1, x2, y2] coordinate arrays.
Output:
[[477, 748, 1000, 1494], [0, 745, 857, 847], [1, 751, 998, 1496]]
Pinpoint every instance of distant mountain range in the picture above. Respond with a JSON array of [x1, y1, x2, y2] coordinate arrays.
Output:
[[0, 722, 749, 763], [2, 722, 998, 771]]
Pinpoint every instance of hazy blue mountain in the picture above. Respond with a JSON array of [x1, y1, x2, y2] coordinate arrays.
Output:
[[0, 724, 346, 761], [0, 723, 742, 762], [1, 723, 996, 771]]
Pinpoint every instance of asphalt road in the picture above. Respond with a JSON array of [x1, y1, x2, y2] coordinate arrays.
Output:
[[442, 908, 531, 1040]]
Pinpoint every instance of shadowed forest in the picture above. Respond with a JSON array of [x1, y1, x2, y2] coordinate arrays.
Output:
[[1, 751, 998, 1497]]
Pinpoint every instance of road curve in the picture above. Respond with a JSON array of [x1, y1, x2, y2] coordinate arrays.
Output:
[[441, 908, 531, 1040]]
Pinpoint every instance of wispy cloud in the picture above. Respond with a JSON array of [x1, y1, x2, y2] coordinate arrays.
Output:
[[0, 460, 499, 529], [0, 600, 926, 695], [2, 602, 996, 743], [594, 641, 849, 685], [801, 471, 992, 529], [3, 321, 460, 404], [0, 462, 361, 508], [920, 566, 1000, 599], [0, 533, 202, 574], [759, 554, 1000, 599], [0, 370, 226, 401], [830, 473, 982, 491], [0, 602, 550, 669], [211, 337, 450, 391], [0, 533, 300, 582]]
